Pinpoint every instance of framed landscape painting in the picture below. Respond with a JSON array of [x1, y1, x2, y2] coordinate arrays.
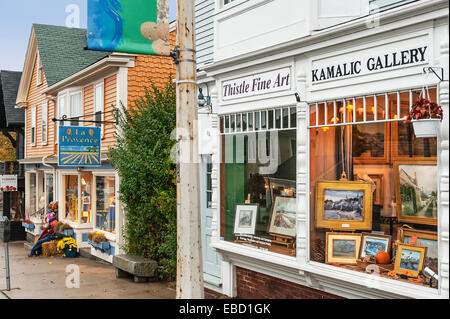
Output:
[[394, 243, 427, 278], [268, 196, 297, 238], [399, 228, 438, 269], [315, 180, 373, 230], [393, 158, 438, 226], [326, 232, 362, 264], [234, 204, 259, 235], [359, 233, 392, 259]]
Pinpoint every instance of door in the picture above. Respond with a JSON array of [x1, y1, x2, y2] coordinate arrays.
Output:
[[200, 155, 222, 287]]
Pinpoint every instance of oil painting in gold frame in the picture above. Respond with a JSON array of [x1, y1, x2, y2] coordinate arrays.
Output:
[[315, 180, 373, 230], [393, 158, 438, 226], [394, 243, 427, 278], [326, 232, 362, 264]]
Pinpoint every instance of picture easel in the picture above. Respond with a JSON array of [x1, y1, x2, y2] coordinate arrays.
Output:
[[269, 233, 295, 250]]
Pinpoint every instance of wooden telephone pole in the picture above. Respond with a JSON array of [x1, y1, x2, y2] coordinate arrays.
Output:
[[174, 0, 204, 299]]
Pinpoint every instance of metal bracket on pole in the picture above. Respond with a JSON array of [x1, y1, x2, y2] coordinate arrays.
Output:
[[423, 67, 446, 82], [170, 46, 197, 65]]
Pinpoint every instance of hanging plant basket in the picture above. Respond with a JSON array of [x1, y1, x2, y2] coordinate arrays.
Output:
[[411, 119, 441, 138], [408, 95, 443, 138]]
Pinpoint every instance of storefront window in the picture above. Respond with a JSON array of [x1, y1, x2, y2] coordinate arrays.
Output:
[[29, 173, 37, 215], [81, 174, 92, 224], [45, 174, 53, 208], [64, 175, 78, 222], [95, 176, 116, 233], [309, 88, 438, 289], [221, 108, 297, 256]]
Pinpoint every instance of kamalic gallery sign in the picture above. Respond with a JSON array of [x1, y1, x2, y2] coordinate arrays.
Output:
[[311, 45, 429, 83]]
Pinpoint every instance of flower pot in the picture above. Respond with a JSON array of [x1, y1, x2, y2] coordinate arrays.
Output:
[[411, 119, 440, 138]]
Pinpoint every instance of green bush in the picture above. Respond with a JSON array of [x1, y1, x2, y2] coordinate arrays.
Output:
[[110, 78, 177, 280]]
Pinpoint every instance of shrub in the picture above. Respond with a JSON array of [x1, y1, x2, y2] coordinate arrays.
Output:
[[110, 78, 177, 280]]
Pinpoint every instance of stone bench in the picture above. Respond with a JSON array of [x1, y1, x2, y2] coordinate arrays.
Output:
[[113, 254, 158, 283]]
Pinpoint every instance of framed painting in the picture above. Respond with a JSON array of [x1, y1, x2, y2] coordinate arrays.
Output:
[[234, 204, 259, 235], [398, 228, 438, 269], [359, 233, 392, 259], [315, 180, 373, 230], [394, 243, 427, 278], [393, 158, 438, 226], [354, 173, 384, 206], [268, 196, 296, 238], [352, 122, 390, 164], [326, 232, 362, 264]]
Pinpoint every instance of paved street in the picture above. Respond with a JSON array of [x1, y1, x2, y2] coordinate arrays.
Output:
[[0, 241, 176, 299]]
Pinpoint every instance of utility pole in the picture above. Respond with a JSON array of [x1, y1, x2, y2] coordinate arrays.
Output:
[[175, 0, 204, 299]]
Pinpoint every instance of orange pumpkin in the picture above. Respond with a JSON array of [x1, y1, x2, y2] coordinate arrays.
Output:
[[375, 246, 390, 264]]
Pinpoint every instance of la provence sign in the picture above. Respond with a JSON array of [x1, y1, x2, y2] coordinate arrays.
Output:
[[312, 46, 428, 83]]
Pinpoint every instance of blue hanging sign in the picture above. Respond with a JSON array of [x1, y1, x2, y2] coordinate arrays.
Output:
[[59, 126, 102, 167]]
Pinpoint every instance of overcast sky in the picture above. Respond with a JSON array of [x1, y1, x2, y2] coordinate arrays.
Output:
[[0, 0, 176, 71]]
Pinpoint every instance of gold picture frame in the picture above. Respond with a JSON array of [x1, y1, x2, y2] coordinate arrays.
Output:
[[398, 228, 438, 267], [315, 180, 373, 230], [393, 158, 438, 226], [394, 243, 427, 278], [326, 232, 362, 264]]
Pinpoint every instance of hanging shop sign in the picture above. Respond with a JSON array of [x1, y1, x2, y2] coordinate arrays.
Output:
[[222, 67, 292, 101], [311, 43, 429, 83], [87, 0, 170, 56], [58, 126, 101, 167], [0, 175, 18, 192]]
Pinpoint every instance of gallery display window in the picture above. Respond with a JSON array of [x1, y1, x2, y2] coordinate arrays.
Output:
[[63, 175, 79, 223], [29, 172, 37, 216], [62, 173, 94, 225], [45, 173, 54, 209], [94, 175, 116, 233], [308, 87, 439, 289], [220, 107, 297, 256]]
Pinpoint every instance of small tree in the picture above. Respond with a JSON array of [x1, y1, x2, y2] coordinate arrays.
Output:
[[110, 78, 177, 280]]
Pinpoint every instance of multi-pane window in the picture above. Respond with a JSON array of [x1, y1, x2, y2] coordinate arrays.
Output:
[[220, 107, 297, 257], [70, 92, 82, 126], [29, 173, 37, 215], [45, 174, 53, 208], [94, 82, 104, 136], [57, 94, 66, 141], [206, 161, 213, 209], [41, 102, 48, 145], [37, 54, 43, 86], [64, 175, 79, 223], [95, 176, 116, 233], [308, 87, 439, 289], [31, 107, 36, 146]]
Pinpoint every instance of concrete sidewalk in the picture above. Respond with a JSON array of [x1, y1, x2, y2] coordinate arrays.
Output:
[[0, 241, 176, 299]]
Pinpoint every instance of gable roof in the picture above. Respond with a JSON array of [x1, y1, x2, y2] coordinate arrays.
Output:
[[33, 24, 111, 87], [0, 70, 24, 128]]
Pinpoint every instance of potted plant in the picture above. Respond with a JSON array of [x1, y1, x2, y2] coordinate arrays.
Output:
[[408, 96, 443, 138]]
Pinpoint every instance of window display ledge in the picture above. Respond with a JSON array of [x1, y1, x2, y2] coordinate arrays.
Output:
[[211, 241, 446, 299], [60, 219, 93, 230], [93, 228, 116, 242], [302, 261, 445, 299]]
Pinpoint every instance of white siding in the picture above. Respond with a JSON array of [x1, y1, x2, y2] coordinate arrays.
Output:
[[195, 0, 215, 68]]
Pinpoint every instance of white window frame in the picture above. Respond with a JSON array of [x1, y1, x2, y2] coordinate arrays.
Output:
[[41, 102, 48, 145], [30, 106, 36, 146], [94, 81, 105, 138], [44, 172, 55, 210], [56, 93, 66, 144], [69, 90, 83, 127], [92, 171, 117, 240], [36, 54, 43, 86]]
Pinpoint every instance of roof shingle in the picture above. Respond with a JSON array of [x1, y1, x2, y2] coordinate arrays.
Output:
[[0, 70, 23, 127], [33, 24, 110, 87]]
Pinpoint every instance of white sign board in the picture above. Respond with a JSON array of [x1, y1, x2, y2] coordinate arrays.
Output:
[[222, 67, 292, 101], [0, 175, 18, 192], [311, 36, 430, 84]]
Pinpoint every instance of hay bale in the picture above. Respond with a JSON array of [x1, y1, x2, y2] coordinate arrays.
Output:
[[42, 241, 58, 257]]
